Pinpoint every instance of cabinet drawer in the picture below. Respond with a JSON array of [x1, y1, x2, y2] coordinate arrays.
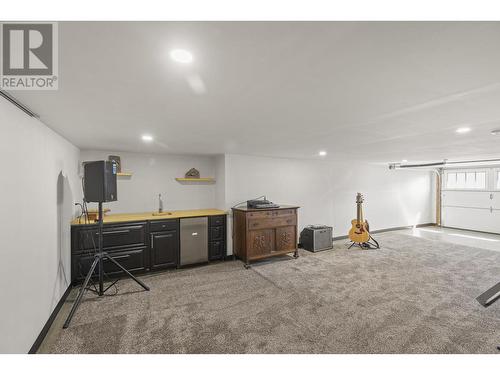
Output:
[[75, 223, 147, 252], [150, 219, 178, 232], [248, 215, 296, 230], [246, 209, 295, 219], [75, 226, 99, 252], [210, 226, 225, 241], [72, 247, 148, 281], [209, 241, 225, 260], [246, 211, 273, 219], [102, 224, 146, 249], [209, 215, 226, 227], [272, 209, 296, 217]]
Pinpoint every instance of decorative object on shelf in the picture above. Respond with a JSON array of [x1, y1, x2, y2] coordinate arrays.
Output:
[[185, 168, 200, 178], [108, 155, 122, 173], [107, 155, 132, 176], [175, 177, 215, 182]]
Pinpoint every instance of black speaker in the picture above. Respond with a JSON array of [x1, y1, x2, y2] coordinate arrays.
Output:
[[83, 160, 117, 202]]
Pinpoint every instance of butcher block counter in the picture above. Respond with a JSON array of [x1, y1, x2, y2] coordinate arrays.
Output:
[[71, 208, 227, 225], [70, 208, 227, 283]]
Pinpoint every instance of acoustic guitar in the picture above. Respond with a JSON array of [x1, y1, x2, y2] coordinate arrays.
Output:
[[348, 193, 370, 243]]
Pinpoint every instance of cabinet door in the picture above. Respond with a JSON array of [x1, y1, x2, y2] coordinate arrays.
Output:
[[151, 230, 179, 269], [73, 247, 148, 282], [209, 241, 224, 260], [210, 226, 224, 241], [247, 229, 275, 258], [275, 226, 296, 253]]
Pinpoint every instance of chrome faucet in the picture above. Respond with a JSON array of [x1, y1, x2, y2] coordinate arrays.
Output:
[[158, 194, 164, 213]]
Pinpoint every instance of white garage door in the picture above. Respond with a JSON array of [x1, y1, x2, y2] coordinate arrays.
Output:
[[441, 168, 500, 234]]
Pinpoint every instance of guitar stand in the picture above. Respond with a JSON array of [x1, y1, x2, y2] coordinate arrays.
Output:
[[348, 236, 380, 250]]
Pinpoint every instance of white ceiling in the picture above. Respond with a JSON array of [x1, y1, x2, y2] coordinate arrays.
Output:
[[9, 21, 500, 163]]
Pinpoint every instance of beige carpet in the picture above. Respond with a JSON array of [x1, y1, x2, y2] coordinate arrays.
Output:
[[40, 232, 500, 353]]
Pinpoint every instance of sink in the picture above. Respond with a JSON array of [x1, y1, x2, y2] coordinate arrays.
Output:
[[152, 211, 173, 216]]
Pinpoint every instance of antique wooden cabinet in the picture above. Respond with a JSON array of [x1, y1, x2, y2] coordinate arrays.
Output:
[[232, 205, 299, 268]]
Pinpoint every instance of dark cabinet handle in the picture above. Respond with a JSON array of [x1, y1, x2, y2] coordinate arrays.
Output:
[[151, 233, 174, 245], [103, 230, 130, 235], [104, 254, 130, 261]]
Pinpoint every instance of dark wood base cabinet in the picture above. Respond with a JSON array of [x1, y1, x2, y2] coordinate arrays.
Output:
[[209, 215, 227, 260], [71, 215, 227, 283], [232, 205, 299, 268]]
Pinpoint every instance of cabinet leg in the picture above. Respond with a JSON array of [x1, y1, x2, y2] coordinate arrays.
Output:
[[293, 249, 299, 259], [244, 260, 251, 269]]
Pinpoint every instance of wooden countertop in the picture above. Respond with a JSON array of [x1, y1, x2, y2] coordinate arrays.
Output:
[[232, 204, 300, 212], [71, 208, 227, 226]]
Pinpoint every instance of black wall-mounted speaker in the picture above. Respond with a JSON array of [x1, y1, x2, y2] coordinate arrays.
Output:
[[83, 160, 117, 202]]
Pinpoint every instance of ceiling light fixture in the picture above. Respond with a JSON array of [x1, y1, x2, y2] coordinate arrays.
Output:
[[456, 127, 471, 134], [319, 151, 327, 156], [491, 129, 500, 136], [402, 159, 408, 163], [141, 134, 153, 142], [170, 49, 193, 64]]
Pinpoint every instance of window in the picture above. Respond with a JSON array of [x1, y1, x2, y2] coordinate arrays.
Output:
[[444, 170, 487, 190], [446, 172, 457, 189]]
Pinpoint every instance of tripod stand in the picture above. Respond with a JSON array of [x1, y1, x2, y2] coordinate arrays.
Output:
[[63, 202, 149, 329]]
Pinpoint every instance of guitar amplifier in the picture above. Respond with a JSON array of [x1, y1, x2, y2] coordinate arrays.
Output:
[[300, 225, 333, 252]]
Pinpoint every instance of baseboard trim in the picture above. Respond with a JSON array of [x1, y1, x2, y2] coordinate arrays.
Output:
[[441, 225, 500, 236], [28, 283, 72, 354], [333, 223, 436, 241]]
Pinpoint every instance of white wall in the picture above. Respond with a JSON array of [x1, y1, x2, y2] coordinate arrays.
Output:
[[80, 150, 219, 213], [0, 98, 81, 353], [223, 154, 434, 254], [214, 154, 226, 209]]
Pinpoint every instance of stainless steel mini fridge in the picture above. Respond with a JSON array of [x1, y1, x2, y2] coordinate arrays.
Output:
[[180, 217, 208, 265]]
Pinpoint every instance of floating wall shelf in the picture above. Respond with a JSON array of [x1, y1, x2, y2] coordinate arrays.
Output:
[[175, 177, 215, 182], [117, 172, 133, 177]]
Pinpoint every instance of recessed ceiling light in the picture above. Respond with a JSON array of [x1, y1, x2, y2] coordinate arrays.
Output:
[[491, 129, 500, 135], [170, 49, 193, 64], [456, 127, 471, 134], [141, 134, 153, 142], [319, 151, 327, 156], [402, 159, 408, 163]]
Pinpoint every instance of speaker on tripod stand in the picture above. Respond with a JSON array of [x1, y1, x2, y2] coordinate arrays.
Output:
[[63, 161, 149, 329]]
